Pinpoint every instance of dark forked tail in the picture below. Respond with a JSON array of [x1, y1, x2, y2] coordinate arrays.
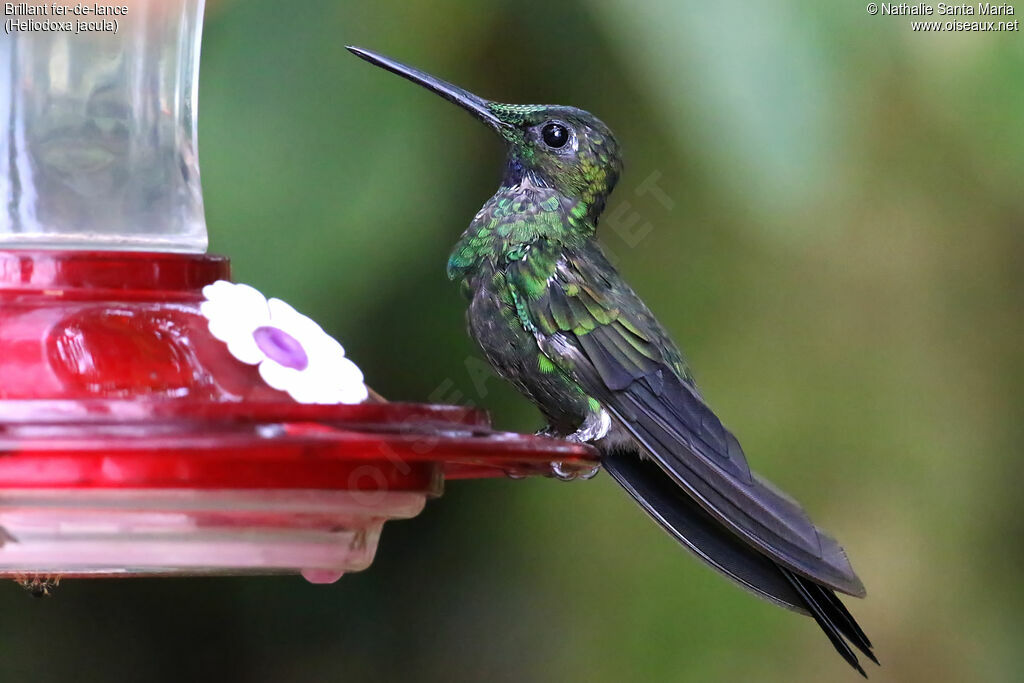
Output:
[[780, 567, 877, 676], [603, 449, 877, 676]]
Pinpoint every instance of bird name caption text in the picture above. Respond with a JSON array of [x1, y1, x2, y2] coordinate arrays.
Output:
[[4, 3, 126, 35], [865, 2, 1020, 30]]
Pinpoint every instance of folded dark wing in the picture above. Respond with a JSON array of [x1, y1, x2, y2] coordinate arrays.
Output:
[[511, 242, 865, 597]]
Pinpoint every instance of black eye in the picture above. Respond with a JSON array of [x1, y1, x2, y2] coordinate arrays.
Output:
[[541, 122, 569, 149]]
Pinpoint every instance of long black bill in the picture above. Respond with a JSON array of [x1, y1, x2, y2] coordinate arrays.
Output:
[[347, 46, 510, 134]]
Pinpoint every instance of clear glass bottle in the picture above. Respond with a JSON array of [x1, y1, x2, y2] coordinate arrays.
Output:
[[0, 0, 207, 252]]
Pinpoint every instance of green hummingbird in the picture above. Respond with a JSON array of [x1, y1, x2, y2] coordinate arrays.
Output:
[[349, 46, 877, 676]]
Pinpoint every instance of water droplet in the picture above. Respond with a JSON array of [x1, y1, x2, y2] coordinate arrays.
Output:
[[551, 461, 601, 481], [551, 461, 577, 481], [505, 470, 527, 480]]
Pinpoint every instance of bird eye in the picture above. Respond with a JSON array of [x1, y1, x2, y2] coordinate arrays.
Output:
[[541, 122, 569, 149]]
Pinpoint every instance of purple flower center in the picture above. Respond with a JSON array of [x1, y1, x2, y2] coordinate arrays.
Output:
[[253, 326, 309, 371]]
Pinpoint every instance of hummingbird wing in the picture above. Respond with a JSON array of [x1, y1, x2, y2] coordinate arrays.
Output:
[[507, 239, 866, 599]]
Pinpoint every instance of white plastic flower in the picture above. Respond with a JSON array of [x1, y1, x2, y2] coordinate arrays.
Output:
[[200, 280, 368, 404]]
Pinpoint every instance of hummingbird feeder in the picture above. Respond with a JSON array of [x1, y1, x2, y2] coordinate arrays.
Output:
[[0, 0, 596, 585]]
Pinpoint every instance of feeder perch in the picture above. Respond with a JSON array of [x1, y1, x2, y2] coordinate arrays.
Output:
[[0, 0, 597, 584]]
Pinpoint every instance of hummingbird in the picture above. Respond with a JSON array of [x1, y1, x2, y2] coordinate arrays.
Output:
[[349, 46, 877, 676]]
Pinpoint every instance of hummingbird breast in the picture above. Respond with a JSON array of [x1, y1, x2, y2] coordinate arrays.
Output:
[[448, 185, 596, 433]]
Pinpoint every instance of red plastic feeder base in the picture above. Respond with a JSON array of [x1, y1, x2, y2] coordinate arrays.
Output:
[[0, 251, 597, 581]]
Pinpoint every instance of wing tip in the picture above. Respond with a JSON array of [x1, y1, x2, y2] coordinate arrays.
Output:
[[815, 530, 869, 598]]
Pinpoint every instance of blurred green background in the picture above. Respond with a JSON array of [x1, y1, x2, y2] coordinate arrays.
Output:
[[2, 1, 1022, 681]]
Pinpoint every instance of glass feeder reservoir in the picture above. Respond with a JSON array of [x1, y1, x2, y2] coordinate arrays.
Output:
[[2, 0, 206, 251], [0, 0, 595, 585]]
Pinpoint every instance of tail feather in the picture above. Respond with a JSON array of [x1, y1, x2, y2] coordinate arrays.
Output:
[[809, 578, 876, 661], [780, 567, 877, 676]]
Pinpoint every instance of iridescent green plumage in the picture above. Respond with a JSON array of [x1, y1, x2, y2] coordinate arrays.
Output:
[[349, 47, 876, 676]]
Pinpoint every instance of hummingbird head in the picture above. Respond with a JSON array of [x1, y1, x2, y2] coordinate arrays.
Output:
[[486, 104, 622, 222], [348, 47, 622, 225]]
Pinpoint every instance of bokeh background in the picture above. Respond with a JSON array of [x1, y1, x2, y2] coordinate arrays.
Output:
[[1, 1, 1021, 681]]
